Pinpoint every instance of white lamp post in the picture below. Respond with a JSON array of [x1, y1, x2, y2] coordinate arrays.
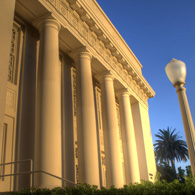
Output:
[[165, 58, 195, 175]]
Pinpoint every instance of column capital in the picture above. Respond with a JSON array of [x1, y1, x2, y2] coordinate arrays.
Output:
[[116, 88, 130, 99], [70, 47, 92, 62], [32, 13, 61, 32], [96, 70, 115, 84]]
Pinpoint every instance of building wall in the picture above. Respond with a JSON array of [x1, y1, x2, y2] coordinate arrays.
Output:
[[0, 0, 156, 191], [138, 103, 156, 182], [131, 101, 156, 181], [0, 2, 16, 191], [0, 0, 15, 137], [0, 18, 23, 191]]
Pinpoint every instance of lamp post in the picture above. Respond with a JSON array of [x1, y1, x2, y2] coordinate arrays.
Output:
[[165, 58, 195, 176]]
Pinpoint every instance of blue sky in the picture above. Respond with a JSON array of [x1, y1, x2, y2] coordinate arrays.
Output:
[[96, 0, 195, 170]]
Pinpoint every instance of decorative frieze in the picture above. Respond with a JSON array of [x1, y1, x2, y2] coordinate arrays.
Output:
[[8, 26, 18, 84], [48, 0, 55, 5], [60, 4, 68, 17], [6, 90, 16, 111], [88, 31, 97, 47]]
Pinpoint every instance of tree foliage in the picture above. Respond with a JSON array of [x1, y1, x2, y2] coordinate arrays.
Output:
[[156, 162, 176, 182], [154, 127, 189, 174]]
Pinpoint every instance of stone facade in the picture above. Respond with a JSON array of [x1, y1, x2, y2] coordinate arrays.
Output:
[[0, 0, 156, 191]]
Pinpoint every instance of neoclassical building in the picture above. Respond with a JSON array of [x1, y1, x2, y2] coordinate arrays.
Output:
[[0, 0, 156, 192]]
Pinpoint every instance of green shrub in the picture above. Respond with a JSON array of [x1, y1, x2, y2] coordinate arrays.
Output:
[[5, 178, 195, 195]]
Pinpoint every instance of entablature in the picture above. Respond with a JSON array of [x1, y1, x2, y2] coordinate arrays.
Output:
[[15, 0, 155, 106]]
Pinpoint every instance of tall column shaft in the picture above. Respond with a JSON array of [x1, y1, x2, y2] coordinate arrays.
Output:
[[176, 85, 195, 175], [74, 50, 100, 186], [99, 73, 124, 188], [118, 90, 140, 184], [35, 19, 62, 188]]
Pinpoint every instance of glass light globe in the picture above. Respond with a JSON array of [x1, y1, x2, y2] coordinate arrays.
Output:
[[165, 58, 187, 86]]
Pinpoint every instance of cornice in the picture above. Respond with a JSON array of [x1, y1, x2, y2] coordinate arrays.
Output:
[[77, 0, 143, 68], [37, 0, 155, 105]]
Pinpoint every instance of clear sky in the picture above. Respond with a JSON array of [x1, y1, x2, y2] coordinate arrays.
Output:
[[96, 0, 195, 170]]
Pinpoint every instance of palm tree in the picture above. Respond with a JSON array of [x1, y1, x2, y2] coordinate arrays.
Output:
[[154, 127, 189, 174]]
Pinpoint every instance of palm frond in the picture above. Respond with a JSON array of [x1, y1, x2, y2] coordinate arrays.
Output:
[[154, 127, 189, 167]]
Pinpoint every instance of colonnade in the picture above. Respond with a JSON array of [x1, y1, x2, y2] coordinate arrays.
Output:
[[34, 17, 150, 188]]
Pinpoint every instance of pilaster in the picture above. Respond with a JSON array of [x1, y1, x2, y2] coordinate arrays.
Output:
[[131, 101, 156, 181], [0, 0, 16, 151]]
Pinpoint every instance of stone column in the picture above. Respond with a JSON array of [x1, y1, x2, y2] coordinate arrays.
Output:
[[117, 89, 140, 184], [99, 72, 124, 188], [35, 18, 62, 188], [73, 49, 100, 186]]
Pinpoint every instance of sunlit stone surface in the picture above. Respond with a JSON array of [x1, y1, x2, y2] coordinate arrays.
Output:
[[0, 0, 156, 191]]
